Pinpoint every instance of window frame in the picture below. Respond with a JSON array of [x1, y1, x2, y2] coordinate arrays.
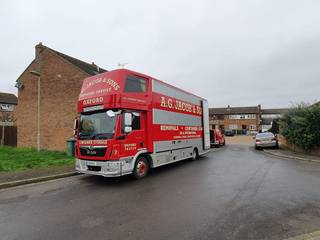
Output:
[[124, 75, 148, 93], [121, 111, 141, 133]]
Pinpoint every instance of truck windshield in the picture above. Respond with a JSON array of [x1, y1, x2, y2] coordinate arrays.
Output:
[[78, 111, 116, 140]]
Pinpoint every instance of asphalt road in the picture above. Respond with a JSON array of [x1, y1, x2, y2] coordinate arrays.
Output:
[[1, 145, 320, 240]]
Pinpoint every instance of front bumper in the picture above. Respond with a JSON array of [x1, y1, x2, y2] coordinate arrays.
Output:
[[75, 158, 134, 177]]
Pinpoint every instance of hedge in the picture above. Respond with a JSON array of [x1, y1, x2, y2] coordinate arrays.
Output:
[[280, 103, 320, 150]]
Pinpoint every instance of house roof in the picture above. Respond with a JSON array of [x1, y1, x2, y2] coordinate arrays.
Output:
[[0, 92, 18, 105], [16, 43, 107, 82], [48, 47, 107, 75], [209, 106, 260, 115], [261, 108, 289, 115]]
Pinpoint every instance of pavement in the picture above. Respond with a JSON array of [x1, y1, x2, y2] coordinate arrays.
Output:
[[1, 143, 320, 240], [263, 149, 320, 163], [284, 230, 320, 240], [0, 165, 76, 189], [225, 135, 254, 146]]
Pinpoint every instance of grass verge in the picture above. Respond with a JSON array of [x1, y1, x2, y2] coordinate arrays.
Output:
[[0, 146, 74, 172]]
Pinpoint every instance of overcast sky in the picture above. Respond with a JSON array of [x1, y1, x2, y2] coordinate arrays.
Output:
[[0, 0, 319, 108]]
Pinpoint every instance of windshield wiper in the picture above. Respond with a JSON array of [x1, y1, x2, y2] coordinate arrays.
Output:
[[78, 132, 94, 139], [92, 133, 113, 140]]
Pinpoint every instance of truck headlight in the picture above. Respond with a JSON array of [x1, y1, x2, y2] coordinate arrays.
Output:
[[75, 159, 81, 169]]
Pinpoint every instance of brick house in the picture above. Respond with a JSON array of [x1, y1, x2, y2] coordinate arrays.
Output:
[[15, 43, 106, 151], [209, 105, 261, 134], [210, 105, 289, 134], [0, 92, 18, 146], [0, 92, 17, 122]]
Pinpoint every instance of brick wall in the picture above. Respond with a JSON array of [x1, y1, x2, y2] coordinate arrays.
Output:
[[210, 115, 261, 132], [279, 135, 320, 157], [223, 116, 260, 131], [16, 48, 89, 151]]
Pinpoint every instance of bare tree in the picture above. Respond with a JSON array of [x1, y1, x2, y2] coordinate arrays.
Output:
[[0, 112, 16, 123]]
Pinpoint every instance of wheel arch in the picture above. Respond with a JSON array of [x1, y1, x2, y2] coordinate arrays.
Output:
[[132, 150, 154, 169]]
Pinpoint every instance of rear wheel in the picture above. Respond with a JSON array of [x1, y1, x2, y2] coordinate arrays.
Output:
[[133, 156, 149, 179]]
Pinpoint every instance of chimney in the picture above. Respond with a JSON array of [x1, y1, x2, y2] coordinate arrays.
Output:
[[91, 62, 100, 72], [258, 104, 261, 113], [35, 42, 45, 59]]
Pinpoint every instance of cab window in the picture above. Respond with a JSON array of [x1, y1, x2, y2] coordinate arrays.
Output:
[[122, 112, 141, 133], [124, 76, 147, 92], [132, 112, 141, 130]]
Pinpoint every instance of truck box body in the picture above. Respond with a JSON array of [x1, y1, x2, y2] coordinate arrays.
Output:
[[75, 69, 210, 177]]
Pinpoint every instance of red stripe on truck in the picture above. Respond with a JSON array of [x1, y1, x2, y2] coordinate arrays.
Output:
[[152, 124, 203, 141], [152, 92, 202, 116]]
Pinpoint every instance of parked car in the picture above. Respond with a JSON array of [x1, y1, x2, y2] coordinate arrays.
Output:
[[254, 132, 279, 150], [210, 128, 225, 147], [224, 129, 235, 136]]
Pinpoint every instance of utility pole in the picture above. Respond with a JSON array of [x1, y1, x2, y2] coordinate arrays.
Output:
[[30, 70, 41, 152]]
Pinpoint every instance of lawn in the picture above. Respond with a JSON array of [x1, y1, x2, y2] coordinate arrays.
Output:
[[0, 146, 75, 172]]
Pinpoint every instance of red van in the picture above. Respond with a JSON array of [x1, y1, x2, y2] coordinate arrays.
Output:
[[210, 128, 225, 147]]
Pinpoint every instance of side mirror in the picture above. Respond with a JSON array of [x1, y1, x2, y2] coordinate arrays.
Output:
[[124, 113, 132, 126], [73, 118, 78, 137], [106, 110, 115, 117], [124, 126, 132, 133]]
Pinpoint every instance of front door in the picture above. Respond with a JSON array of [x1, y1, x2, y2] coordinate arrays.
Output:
[[119, 111, 146, 159]]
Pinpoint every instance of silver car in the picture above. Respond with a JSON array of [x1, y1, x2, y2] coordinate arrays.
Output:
[[254, 132, 279, 150]]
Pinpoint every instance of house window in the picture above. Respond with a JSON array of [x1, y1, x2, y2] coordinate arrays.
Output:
[[229, 124, 238, 130], [0, 104, 14, 112], [250, 125, 256, 130]]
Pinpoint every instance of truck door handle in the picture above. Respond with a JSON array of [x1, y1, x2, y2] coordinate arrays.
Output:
[[116, 135, 126, 140]]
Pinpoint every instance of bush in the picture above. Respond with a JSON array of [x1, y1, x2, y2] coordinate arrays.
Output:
[[269, 118, 280, 134], [280, 103, 320, 150]]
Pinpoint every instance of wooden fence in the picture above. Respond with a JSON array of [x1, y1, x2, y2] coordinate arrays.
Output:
[[0, 124, 17, 147]]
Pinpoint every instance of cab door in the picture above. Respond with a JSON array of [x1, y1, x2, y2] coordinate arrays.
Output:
[[118, 111, 146, 158]]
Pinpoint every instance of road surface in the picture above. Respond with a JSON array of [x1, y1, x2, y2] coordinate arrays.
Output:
[[1, 144, 320, 240]]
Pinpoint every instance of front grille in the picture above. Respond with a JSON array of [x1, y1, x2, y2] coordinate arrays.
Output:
[[79, 147, 107, 157], [87, 165, 101, 172]]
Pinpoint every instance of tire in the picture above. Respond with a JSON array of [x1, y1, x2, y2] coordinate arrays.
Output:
[[255, 145, 261, 150], [191, 148, 199, 160], [133, 156, 149, 179]]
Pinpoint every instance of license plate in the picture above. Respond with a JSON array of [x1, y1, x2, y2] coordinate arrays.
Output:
[[87, 161, 97, 166]]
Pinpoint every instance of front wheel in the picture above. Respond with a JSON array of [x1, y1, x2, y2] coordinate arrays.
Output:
[[133, 156, 149, 179], [191, 148, 199, 160]]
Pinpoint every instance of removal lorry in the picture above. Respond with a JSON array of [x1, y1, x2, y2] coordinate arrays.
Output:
[[74, 69, 210, 178]]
